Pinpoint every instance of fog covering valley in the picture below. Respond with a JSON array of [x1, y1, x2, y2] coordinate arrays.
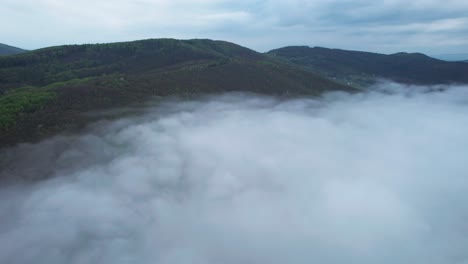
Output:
[[1, 82, 468, 263]]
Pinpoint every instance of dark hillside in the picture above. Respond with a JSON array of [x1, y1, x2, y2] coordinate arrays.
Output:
[[0, 39, 352, 147], [0, 39, 261, 93], [268, 46, 468, 87], [0, 43, 27, 56]]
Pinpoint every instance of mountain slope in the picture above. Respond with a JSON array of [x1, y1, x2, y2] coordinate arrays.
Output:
[[431, 53, 468, 61], [0, 39, 352, 147], [268, 46, 468, 87], [0, 43, 27, 56]]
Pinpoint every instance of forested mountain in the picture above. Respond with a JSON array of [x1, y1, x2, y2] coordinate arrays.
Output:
[[0, 39, 352, 147], [268, 46, 468, 87], [0, 43, 27, 56], [3, 38, 467, 148]]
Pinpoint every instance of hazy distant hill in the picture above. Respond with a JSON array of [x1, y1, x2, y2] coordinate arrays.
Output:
[[0, 39, 352, 147], [0, 43, 27, 56], [431, 53, 468, 61], [268, 46, 468, 87]]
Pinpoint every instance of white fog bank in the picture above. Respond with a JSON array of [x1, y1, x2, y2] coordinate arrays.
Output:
[[1, 83, 468, 264]]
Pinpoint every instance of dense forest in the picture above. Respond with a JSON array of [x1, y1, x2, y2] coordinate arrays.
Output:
[[268, 46, 468, 87], [0, 39, 352, 147], [2, 38, 468, 148]]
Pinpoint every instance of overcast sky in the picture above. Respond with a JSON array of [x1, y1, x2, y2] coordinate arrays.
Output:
[[2, 0, 468, 54]]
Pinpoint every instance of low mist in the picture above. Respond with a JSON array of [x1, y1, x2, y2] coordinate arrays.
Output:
[[1, 83, 468, 264]]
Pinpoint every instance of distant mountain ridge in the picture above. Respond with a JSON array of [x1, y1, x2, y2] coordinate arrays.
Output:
[[431, 53, 468, 61], [268, 46, 468, 87], [0, 43, 27, 56]]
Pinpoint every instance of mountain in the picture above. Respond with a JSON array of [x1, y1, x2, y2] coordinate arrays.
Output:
[[268, 46, 468, 87], [0, 43, 27, 56], [0, 39, 352, 147], [431, 53, 468, 61]]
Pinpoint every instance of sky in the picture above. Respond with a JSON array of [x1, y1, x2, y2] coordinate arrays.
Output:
[[1, 82, 468, 263], [1, 0, 468, 55]]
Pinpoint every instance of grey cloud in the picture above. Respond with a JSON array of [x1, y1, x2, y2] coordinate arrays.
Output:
[[1, 83, 468, 263], [228, 0, 468, 53], [1, 0, 468, 53]]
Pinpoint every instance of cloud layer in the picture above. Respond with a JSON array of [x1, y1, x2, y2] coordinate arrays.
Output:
[[1, 0, 468, 54], [1, 83, 468, 263]]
